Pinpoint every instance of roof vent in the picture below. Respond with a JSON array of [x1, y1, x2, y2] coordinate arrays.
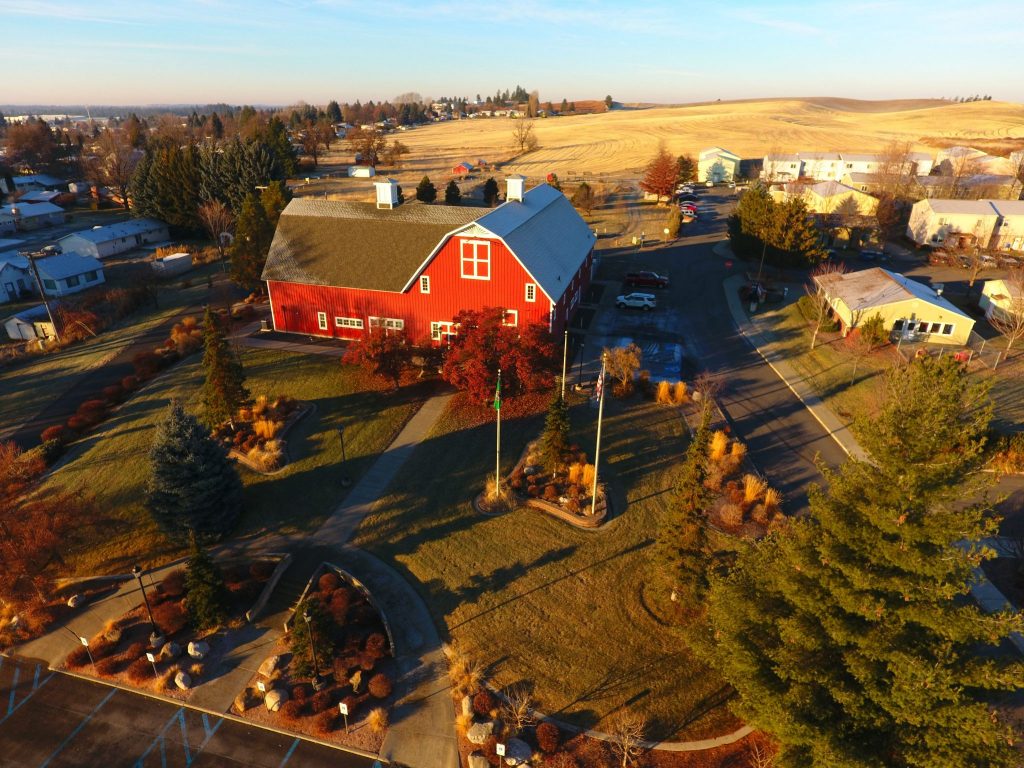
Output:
[[935, 283, 944, 296], [506, 175, 526, 203], [375, 178, 399, 210]]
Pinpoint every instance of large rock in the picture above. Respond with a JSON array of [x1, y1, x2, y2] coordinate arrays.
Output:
[[502, 738, 531, 766], [187, 640, 210, 659], [264, 688, 288, 712], [468, 753, 489, 768], [466, 720, 495, 745], [460, 695, 473, 717], [258, 655, 280, 678], [160, 641, 181, 660], [66, 594, 85, 608], [174, 671, 192, 690]]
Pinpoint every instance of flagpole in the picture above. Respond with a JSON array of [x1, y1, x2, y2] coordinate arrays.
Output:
[[495, 368, 501, 492], [590, 354, 606, 517]]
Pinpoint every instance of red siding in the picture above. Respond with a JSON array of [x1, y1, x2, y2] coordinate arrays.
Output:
[[267, 234, 593, 343]]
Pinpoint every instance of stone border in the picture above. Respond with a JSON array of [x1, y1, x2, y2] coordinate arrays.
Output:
[[228, 402, 314, 475], [244, 553, 292, 623]]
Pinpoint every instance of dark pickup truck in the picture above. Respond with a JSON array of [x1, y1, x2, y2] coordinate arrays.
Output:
[[624, 270, 669, 288]]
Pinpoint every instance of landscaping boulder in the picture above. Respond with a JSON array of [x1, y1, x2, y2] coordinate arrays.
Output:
[[160, 641, 182, 660], [66, 594, 85, 608], [258, 655, 280, 678], [468, 753, 489, 768], [467, 720, 495, 745], [502, 738, 531, 766], [264, 688, 287, 712], [461, 695, 473, 717], [174, 671, 192, 690], [187, 640, 210, 659]]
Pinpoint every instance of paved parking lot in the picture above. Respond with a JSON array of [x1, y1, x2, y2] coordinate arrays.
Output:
[[0, 656, 376, 768]]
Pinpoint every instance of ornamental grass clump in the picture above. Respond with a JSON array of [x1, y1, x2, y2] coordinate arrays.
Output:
[[655, 380, 672, 404], [673, 381, 688, 404], [709, 430, 729, 462], [743, 474, 768, 505]]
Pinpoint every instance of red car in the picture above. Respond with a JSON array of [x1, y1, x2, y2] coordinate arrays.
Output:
[[624, 271, 669, 288]]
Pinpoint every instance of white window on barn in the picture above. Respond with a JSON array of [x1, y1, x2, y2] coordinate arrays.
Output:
[[460, 240, 491, 280], [431, 321, 456, 341], [503, 310, 518, 327], [370, 316, 404, 333], [317, 312, 328, 330], [525, 283, 536, 302], [335, 317, 364, 329], [420, 275, 430, 294]]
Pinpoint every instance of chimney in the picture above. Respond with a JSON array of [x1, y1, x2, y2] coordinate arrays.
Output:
[[506, 175, 526, 203], [375, 178, 399, 209]]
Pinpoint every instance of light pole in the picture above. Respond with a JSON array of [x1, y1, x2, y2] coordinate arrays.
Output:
[[337, 425, 352, 487], [303, 610, 326, 691], [131, 565, 164, 647], [560, 329, 568, 399]]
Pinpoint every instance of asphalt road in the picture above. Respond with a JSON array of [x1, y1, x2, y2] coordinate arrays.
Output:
[[0, 656, 375, 768]]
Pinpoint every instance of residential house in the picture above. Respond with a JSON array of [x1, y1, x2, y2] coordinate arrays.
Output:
[[0, 202, 65, 235], [0, 252, 31, 303], [762, 153, 803, 182], [814, 267, 974, 345], [840, 153, 883, 177], [35, 253, 105, 297], [262, 177, 596, 341], [989, 200, 1024, 251], [57, 218, 169, 260], [800, 153, 845, 182], [980, 278, 1024, 323], [914, 173, 1019, 200], [698, 147, 741, 183], [906, 199, 1000, 247], [0, 174, 65, 195], [772, 181, 879, 247]]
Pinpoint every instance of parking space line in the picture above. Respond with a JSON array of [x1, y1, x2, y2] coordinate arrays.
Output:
[[7, 666, 19, 715], [0, 665, 54, 727], [38, 688, 117, 767], [276, 738, 300, 767], [134, 707, 224, 768]]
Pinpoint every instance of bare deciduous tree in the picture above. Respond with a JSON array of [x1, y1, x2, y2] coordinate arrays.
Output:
[[527, 90, 540, 118], [501, 685, 535, 736], [603, 343, 642, 392], [607, 713, 646, 768], [806, 261, 848, 350], [747, 740, 776, 768], [511, 120, 538, 153], [989, 267, 1024, 362], [346, 125, 388, 167], [300, 122, 323, 167], [81, 129, 139, 210], [197, 200, 235, 263]]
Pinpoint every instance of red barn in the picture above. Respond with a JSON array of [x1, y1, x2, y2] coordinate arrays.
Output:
[[451, 162, 473, 176], [262, 177, 596, 343]]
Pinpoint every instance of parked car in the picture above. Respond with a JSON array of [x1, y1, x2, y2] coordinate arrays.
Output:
[[860, 248, 885, 261], [616, 292, 657, 310], [624, 270, 669, 288], [705, 180, 714, 187], [677, 193, 698, 202], [680, 202, 698, 212]]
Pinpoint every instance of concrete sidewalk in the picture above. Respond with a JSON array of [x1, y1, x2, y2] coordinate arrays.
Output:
[[721, 273, 870, 461]]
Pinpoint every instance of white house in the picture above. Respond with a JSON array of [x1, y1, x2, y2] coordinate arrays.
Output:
[[698, 147, 741, 183], [3, 304, 55, 341], [0, 174, 65, 195], [990, 200, 1024, 251], [906, 199, 999, 247], [980, 278, 1023, 323], [908, 151, 934, 176], [800, 153, 844, 182], [0, 202, 65, 235], [762, 153, 803, 182], [0, 252, 31, 303], [57, 218, 169, 259], [35, 253, 105, 296]]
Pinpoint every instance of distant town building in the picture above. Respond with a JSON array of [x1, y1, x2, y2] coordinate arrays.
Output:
[[698, 147, 741, 183]]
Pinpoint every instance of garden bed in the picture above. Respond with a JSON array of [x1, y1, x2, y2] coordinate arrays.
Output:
[[216, 395, 313, 474], [231, 564, 395, 753], [0, 578, 124, 651]]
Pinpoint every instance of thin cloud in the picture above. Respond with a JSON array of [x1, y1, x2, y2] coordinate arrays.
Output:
[[726, 8, 824, 35]]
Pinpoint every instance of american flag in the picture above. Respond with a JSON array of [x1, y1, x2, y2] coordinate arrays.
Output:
[[594, 369, 605, 401]]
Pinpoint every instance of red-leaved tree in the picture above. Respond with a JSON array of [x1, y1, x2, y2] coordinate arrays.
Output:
[[441, 308, 556, 402], [639, 144, 678, 203], [343, 329, 411, 389]]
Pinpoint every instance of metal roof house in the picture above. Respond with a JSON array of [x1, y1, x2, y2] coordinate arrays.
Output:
[[0, 252, 31, 304], [35, 253, 105, 297], [57, 218, 169, 260], [262, 177, 596, 342], [0, 202, 65, 235]]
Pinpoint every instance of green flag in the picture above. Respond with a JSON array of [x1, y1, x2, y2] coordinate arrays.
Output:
[[493, 372, 501, 411]]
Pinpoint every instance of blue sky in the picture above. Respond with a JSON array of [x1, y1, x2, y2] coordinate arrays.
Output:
[[2, 0, 1020, 106]]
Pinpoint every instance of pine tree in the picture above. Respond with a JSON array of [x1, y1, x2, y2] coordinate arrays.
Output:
[[483, 177, 499, 207], [560, 98, 568, 114], [210, 112, 224, 140], [705, 357, 1022, 767], [185, 537, 229, 630], [290, 596, 335, 678], [200, 305, 249, 429], [326, 100, 342, 124], [229, 194, 274, 290], [445, 179, 461, 205], [676, 155, 697, 184], [146, 401, 243, 541], [538, 391, 570, 473], [416, 175, 437, 203], [569, 102, 577, 113], [665, 206, 682, 238], [260, 180, 291, 227]]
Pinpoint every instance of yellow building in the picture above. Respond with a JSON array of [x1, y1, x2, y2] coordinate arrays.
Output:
[[772, 180, 878, 216], [814, 267, 974, 346]]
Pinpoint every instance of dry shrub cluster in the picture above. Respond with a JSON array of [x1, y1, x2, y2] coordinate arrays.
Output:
[[704, 431, 784, 535], [655, 380, 690, 405]]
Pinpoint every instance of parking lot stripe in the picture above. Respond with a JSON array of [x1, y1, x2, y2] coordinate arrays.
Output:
[[7, 666, 19, 715], [276, 738, 300, 767], [38, 687, 116, 767], [0, 669, 54, 727]]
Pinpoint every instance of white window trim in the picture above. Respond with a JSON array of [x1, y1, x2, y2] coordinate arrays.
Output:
[[525, 282, 536, 302], [370, 316, 404, 332], [335, 316, 364, 329], [431, 321, 456, 341], [317, 311, 328, 330], [503, 309, 518, 327], [460, 239, 491, 280], [420, 275, 430, 294]]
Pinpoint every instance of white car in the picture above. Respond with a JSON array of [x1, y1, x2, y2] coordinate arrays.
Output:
[[616, 292, 656, 311], [705, 180, 714, 187]]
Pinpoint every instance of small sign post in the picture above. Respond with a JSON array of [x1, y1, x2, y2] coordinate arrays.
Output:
[[339, 701, 349, 732], [145, 651, 158, 679], [79, 636, 96, 672], [256, 680, 267, 693], [496, 743, 506, 758]]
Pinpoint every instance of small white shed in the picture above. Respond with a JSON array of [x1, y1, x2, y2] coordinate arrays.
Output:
[[151, 252, 193, 277]]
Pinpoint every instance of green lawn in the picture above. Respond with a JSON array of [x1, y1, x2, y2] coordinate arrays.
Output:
[[44, 349, 426, 575], [353, 391, 741, 741]]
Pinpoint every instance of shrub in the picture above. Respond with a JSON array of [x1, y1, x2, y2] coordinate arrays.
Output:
[[730, 440, 747, 461], [121, 375, 139, 391], [543, 484, 559, 501], [318, 572, 341, 593], [368, 672, 393, 699], [743, 474, 767, 505], [156, 667, 176, 691], [90, 638, 115, 659], [40, 425, 68, 444], [151, 600, 188, 635], [365, 632, 387, 656], [581, 464, 596, 490], [313, 710, 336, 735], [719, 502, 744, 528], [94, 656, 120, 676], [292, 683, 310, 703], [341, 695, 359, 718], [536, 721, 561, 753], [76, 399, 107, 425], [66, 415, 90, 433], [253, 418, 283, 440], [280, 699, 304, 722], [38, 439, 65, 466], [102, 384, 125, 404], [637, 369, 652, 397], [66, 646, 91, 669], [473, 689, 497, 717], [860, 312, 888, 347], [358, 652, 377, 672], [655, 381, 672, 404], [763, 487, 782, 513], [329, 589, 352, 624], [527, 484, 540, 498], [123, 641, 146, 660], [126, 656, 153, 684], [250, 560, 276, 581], [161, 569, 187, 598], [367, 707, 389, 734], [709, 430, 729, 462], [310, 689, 332, 714], [673, 381, 689, 404], [132, 350, 162, 379]]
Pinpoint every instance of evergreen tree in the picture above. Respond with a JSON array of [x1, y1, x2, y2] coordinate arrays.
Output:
[[185, 537, 229, 630], [569, 102, 577, 113], [705, 357, 1022, 767], [665, 206, 683, 238], [260, 180, 291, 227], [290, 596, 335, 678], [676, 154, 697, 184], [146, 401, 243, 541], [256, 117, 297, 178], [210, 112, 224, 140], [483, 177, 500, 206], [560, 98, 569, 114], [326, 100, 342, 124], [200, 305, 250, 429], [604, 95, 614, 110], [229, 194, 274, 290], [416, 175, 437, 203], [538, 392, 570, 473], [131, 141, 201, 230], [445, 179, 461, 205]]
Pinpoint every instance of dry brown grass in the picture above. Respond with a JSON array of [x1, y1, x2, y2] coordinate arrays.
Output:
[[368, 707, 389, 734], [672, 381, 689, 405], [655, 381, 672, 404], [246, 440, 284, 471], [709, 431, 729, 463], [580, 463, 596, 490], [253, 418, 283, 440], [763, 487, 782, 513], [743, 474, 768, 505]]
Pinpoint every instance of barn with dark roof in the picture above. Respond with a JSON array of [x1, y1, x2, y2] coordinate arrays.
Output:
[[262, 177, 596, 342]]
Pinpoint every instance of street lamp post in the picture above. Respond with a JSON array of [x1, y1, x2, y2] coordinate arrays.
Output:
[[337, 425, 352, 487], [303, 610, 326, 691], [131, 565, 164, 647]]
